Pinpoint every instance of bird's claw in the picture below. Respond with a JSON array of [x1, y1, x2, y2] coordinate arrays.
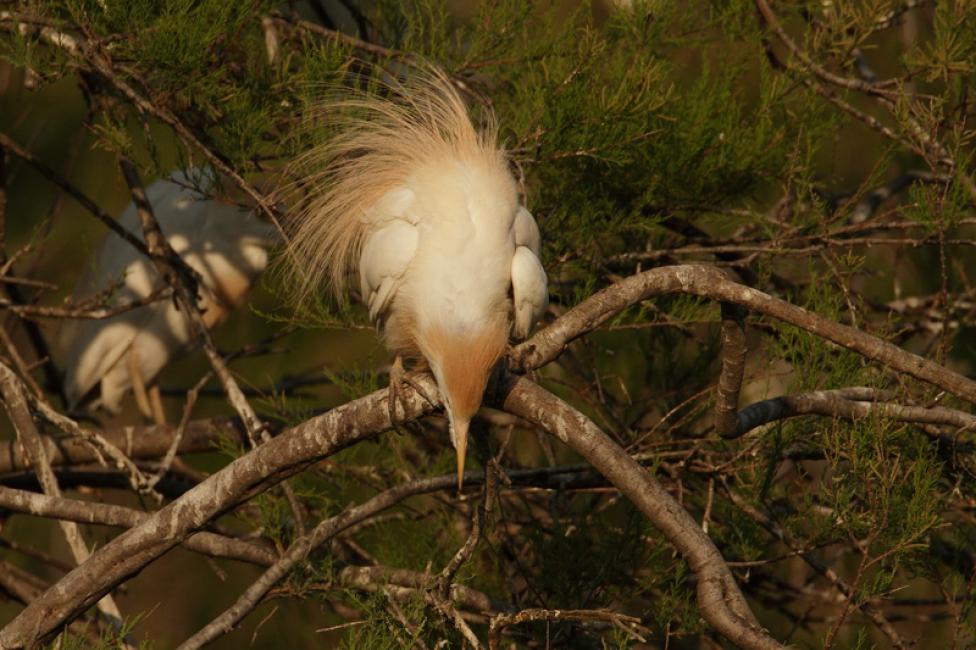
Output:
[[387, 356, 427, 436]]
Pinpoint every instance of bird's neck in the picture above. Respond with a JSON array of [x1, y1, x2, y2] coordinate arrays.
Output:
[[418, 319, 508, 421]]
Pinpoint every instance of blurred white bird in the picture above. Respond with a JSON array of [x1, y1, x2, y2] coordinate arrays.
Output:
[[285, 71, 549, 487], [61, 169, 276, 424]]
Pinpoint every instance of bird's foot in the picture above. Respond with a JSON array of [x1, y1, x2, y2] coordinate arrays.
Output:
[[387, 356, 436, 436]]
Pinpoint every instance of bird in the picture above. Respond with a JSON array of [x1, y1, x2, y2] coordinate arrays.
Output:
[[60, 168, 277, 424], [282, 70, 549, 487]]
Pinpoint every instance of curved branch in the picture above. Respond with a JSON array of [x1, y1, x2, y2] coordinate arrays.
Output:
[[731, 387, 976, 438], [8, 265, 972, 648], [176, 473, 467, 649], [513, 265, 976, 404], [499, 374, 783, 650], [0, 374, 441, 648]]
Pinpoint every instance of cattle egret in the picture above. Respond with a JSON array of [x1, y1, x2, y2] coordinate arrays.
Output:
[[285, 71, 549, 487], [61, 169, 276, 423]]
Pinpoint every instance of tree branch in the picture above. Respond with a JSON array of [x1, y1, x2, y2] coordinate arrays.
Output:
[[176, 472, 477, 649], [730, 386, 976, 438], [0, 417, 244, 474], [498, 374, 783, 650], [714, 302, 747, 436], [0, 374, 441, 648], [7, 263, 974, 648], [0, 133, 149, 257], [0, 485, 276, 566], [512, 265, 976, 404], [0, 361, 125, 624]]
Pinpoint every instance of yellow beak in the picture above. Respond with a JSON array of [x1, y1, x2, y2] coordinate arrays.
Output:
[[452, 417, 469, 491]]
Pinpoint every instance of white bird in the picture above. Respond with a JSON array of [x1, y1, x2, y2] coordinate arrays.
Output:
[[284, 71, 548, 487], [61, 169, 276, 423]]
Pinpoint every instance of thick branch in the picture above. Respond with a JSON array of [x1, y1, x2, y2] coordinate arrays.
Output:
[[0, 374, 441, 648], [0, 485, 275, 566], [0, 561, 101, 645], [512, 265, 976, 404], [0, 362, 124, 622], [731, 387, 976, 438], [0, 370, 782, 648], [8, 264, 971, 648], [0, 417, 243, 474], [498, 374, 783, 650]]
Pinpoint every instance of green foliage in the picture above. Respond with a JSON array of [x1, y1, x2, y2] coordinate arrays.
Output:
[[46, 614, 152, 650]]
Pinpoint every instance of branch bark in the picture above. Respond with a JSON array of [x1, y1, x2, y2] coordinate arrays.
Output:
[[731, 386, 976, 438], [0, 417, 243, 473], [0, 362, 125, 624], [512, 265, 976, 404], [499, 374, 783, 650], [5, 264, 971, 648], [0, 374, 441, 648], [715, 302, 747, 436], [0, 485, 276, 566]]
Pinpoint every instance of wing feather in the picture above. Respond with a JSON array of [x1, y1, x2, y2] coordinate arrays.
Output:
[[359, 220, 419, 322], [513, 206, 541, 256], [511, 246, 548, 340]]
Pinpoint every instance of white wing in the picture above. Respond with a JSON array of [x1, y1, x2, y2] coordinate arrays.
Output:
[[62, 169, 273, 410], [513, 206, 541, 256], [359, 220, 419, 322], [511, 246, 548, 340]]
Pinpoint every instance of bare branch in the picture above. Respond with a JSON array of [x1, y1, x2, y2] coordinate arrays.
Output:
[[488, 608, 648, 649], [176, 470, 489, 649], [336, 565, 502, 614], [714, 302, 747, 436], [731, 386, 976, 438], [498, 374, 782, 650], [0, 287, 171, 321], [118, 156, 266, 444], [512, 265, 976, 404], [0, 417, 244, 474], [0, 361, 125, 623], [0, 485, 276, 566], [0, 373, 441, 648]]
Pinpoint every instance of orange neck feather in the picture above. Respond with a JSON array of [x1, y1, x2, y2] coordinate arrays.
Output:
[[418, 320, 507, 420]]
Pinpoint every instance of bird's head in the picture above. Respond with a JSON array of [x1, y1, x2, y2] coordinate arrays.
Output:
[[418, 317, 508, 489]]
